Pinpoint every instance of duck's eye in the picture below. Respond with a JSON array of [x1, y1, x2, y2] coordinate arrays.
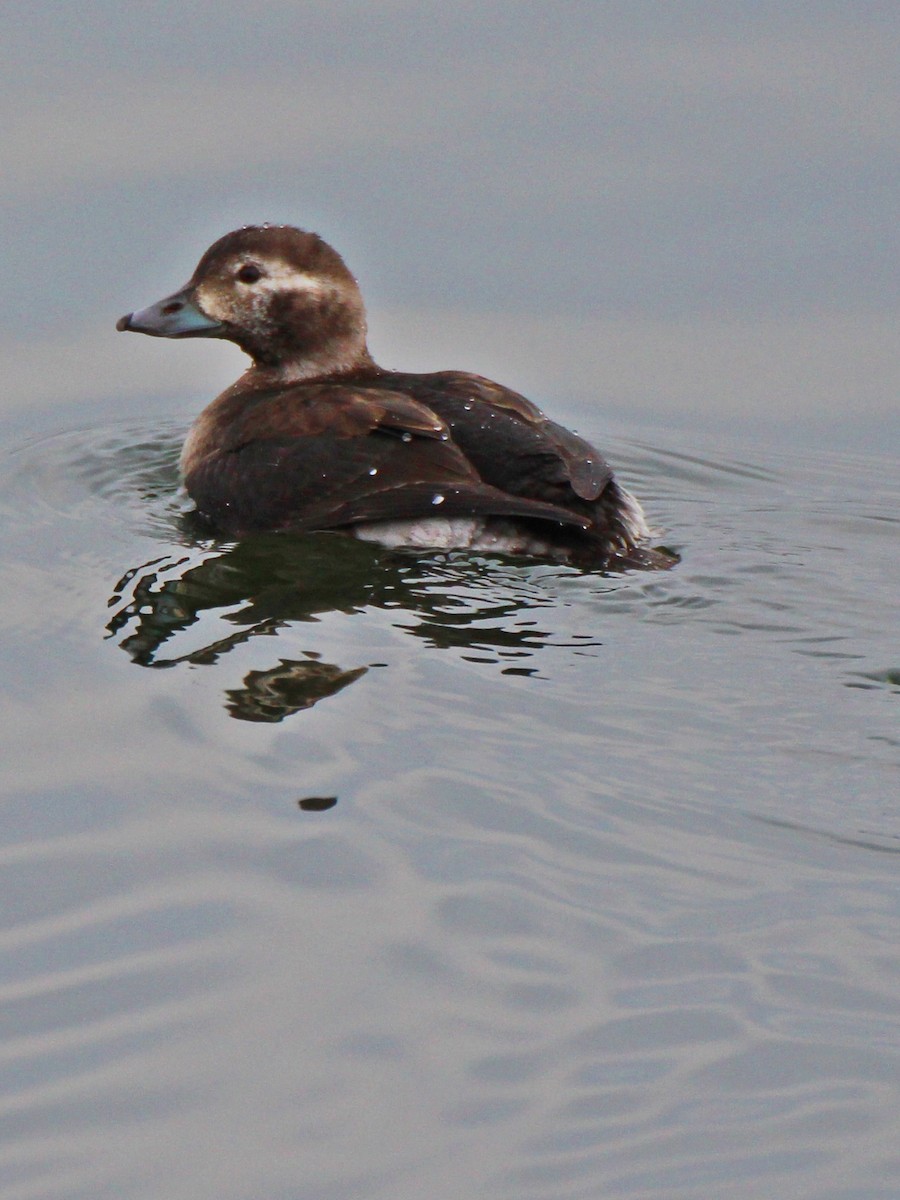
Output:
[[236, 264, 262, 284]]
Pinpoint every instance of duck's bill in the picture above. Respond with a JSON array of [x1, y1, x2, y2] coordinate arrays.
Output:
[[116, 288, 224, 338]]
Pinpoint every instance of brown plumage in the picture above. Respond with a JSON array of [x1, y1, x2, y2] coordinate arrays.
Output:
[[117, 224, 673, 567]]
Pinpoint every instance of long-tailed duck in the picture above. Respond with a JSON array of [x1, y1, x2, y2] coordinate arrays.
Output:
[[117, 225, 672, 567]]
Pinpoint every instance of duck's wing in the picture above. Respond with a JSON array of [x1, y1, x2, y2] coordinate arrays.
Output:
[[379, 371, 614, 503], [184, 384, 590, 536]]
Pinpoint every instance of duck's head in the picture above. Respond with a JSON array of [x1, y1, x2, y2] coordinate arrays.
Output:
[[116, 225, 371, 381]]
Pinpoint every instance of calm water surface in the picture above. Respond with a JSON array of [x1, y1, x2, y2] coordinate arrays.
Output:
[[0, 397, 897, 1200]]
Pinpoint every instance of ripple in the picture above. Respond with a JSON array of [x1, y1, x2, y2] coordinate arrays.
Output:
[[849, 668, 900, 694], [1, 411, 899, 1199], [0, 419, 189, 540]]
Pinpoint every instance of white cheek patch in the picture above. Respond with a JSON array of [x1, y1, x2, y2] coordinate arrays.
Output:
[[244, 259, 332, 299], [195, 260, 340, 325], [193, 285, 231, 322]]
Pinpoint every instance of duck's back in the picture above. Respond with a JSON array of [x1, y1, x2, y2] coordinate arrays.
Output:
[[367, 369, 615, 504], [180, 375, 599, 545]]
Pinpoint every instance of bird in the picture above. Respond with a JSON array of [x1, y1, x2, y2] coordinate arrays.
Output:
[[117, 224, 672, 568]]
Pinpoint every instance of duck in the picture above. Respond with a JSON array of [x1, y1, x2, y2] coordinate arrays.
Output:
[[117, 224, 672, 568]]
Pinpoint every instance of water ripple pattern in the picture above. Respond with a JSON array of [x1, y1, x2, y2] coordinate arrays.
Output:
[[0, 416, 898, 1199]]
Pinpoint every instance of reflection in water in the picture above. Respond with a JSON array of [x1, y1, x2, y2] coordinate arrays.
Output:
[[106, 528, 602, 719], [106, 532, 382, 669], [225, 657, 368, 722], [106, 532, 386, 720]]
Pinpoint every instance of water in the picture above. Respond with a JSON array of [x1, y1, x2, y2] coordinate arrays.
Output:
[[1, 404, 897, 1199]]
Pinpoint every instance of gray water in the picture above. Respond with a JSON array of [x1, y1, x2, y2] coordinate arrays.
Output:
[[1, 401, 898, 1199], [3, 4, 900, 1196]]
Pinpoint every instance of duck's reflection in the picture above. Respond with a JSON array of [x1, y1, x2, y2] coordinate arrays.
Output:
[[225, 657, 368, 722], [107, 532, 381, 669], [106, 529, 592, 721]]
